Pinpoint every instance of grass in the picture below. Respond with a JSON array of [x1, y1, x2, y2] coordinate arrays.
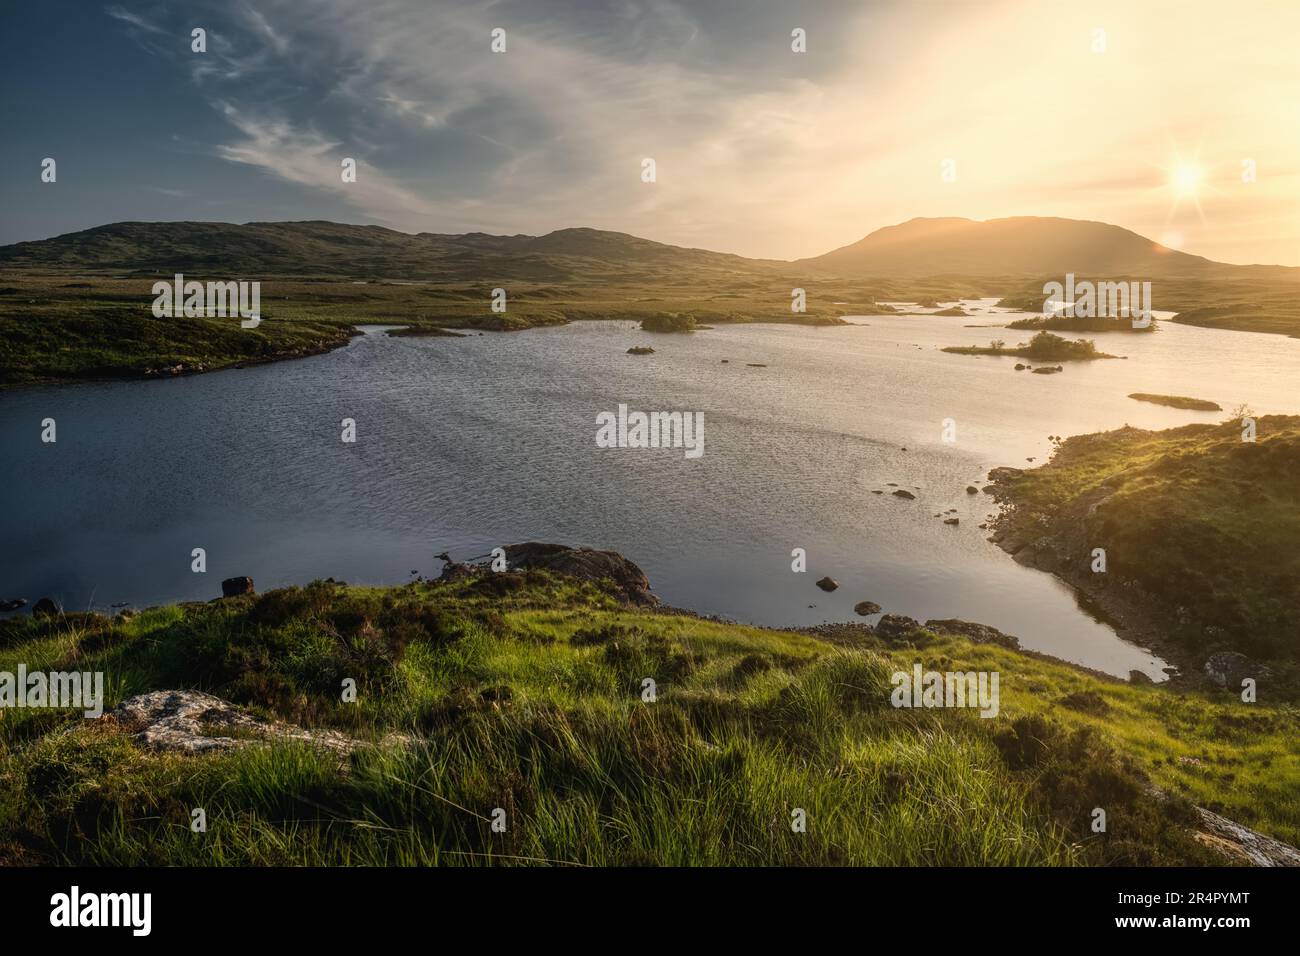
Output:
[[1128, 393, 1222, 411], [992, 415, 1300, 667], [1, 570, 1294, 865]]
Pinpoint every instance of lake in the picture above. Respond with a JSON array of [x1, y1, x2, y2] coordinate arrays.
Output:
[[5, 301, 1299, 679]]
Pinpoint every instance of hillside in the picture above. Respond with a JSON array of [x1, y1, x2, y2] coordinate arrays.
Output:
[[1, 558, 1296, 866], [990, 416, 1300, 671], [804, 216, 1272, 278], [0, 221, 771, 284]]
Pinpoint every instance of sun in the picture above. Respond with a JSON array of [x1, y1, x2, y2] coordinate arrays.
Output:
[[1172, 163, 1203, 198]]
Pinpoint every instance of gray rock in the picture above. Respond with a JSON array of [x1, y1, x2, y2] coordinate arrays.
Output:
[[110, 690, 362, 755], [1204, 651, 1264, 689]]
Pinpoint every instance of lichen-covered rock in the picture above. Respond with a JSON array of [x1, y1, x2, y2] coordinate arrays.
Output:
[[109, 690, 359, 755]]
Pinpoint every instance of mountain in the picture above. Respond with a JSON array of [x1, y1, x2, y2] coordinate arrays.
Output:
[[0, 221, 770, 283], [4, 215, 1298, 284], [797, 216, 1237, 278]]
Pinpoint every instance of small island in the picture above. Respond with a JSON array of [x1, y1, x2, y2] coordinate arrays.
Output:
[[942, 331, 1118, 361], [1128, 393, 1222, 411], [1006, 314, 1156, 333]]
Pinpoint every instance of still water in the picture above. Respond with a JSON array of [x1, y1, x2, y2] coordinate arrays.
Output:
[[5, 302, 1298, 678]]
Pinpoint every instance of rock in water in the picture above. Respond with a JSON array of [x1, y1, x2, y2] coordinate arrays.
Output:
[[892, 489, 916, 500], [853, 600, 882, 615], [221, 576, 255, 597], [815, 576, 839, 592]]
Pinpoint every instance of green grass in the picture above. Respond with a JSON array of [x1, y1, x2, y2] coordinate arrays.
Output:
[[993, 416, 1300, 665], [1, 570, 1293, 866]]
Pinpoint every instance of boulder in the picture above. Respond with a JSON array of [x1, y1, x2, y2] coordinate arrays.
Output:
[[853, 600, 882, 616], [1204, 651, 1263, 689], [815, 576, 839, 592], [966, 486, 979, 494], [892, 489, 916, 500], [943, 517, 960, 525], [221, 576, 255, 597], [1129, 670, 1154, 685], [32, 597, 59, 618]]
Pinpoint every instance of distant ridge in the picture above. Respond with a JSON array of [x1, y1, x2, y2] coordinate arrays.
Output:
[[1, 216, 1295, 281]]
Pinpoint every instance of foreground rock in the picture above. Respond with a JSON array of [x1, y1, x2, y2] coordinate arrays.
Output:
[[1204, 651, 1266, 689], [110, 690, 362, 755], [438, 542, 660, 606]]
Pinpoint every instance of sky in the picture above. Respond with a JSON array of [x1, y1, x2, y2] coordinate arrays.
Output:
[[2, 0, 1298, 265]]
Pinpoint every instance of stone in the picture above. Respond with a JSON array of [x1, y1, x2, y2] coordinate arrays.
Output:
[[221, 576, 255, 597]]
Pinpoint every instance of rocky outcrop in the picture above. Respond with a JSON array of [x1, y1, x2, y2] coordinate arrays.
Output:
[[924, 619, 1020, 650], [221, 576, 255, 597], [109, 690, 361, 755], [1192, 805, 1300, 867], [876, 614, 921, 641], [447, 542, 660, 606]]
